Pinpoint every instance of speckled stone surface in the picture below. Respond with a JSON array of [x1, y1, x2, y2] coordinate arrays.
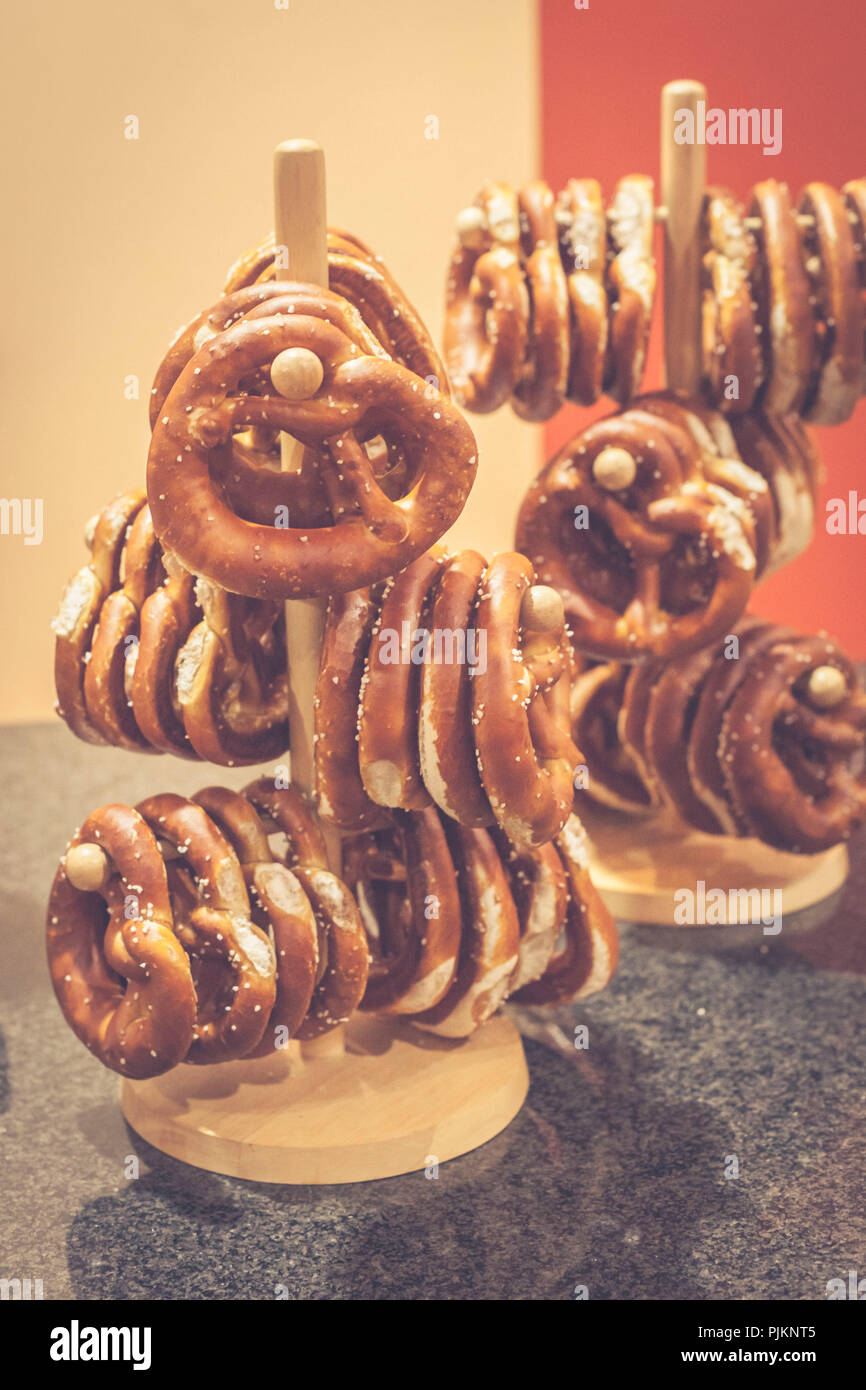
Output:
[[1, 723, 864, 1300]]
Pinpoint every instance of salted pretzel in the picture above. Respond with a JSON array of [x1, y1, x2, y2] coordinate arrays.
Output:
[[719, 632, 866, 853], [46, 805, 197, 1078], [604, 175, 656, 402], [748, 181, 814, 415], [314, 586, 387, 829], [192, 786, 320, 1051], [409, 821, 520, 1038], [798, 182, 864, 424], [842, 179, 866, 394], [699, 188, 763, 413], [175, 575, 288, 765], [418, 548, 495, 827], [129, 549, 202, 757], [147, 309, 477, 600], [728, 410, 818, 575], [515, 409, 756, 661], [81, 505, 167, 752], [243, 779, 369, 1038], [556, 178, 608, 405], [357, 547, 447, 810], [443, 181, 531, 412], [136, 794, 277, 1062], [569, 661, 658, 813], [642, 641, 733, 834], [53, 491, 147, 745], [491, 830, 567, 993], [511, 181, 570, 421], [472, 554, 582, 849], [511, 815, 618, 1005], [342, 808, 462, 1014]]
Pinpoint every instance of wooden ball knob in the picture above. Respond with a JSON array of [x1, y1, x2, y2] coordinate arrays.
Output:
[[455, 206, 488, 248], [521, 584, 565, 634], [65, 842, 110, 892], [805, 664, 848, 709], [270, 347, 324, 401], [592, 446, 637, 492]]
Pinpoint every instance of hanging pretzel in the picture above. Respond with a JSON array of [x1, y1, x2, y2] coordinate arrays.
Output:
[[342, 808, 462, 1015], [192, 786, 320, 1050], [46, 805, 197, 1078], [556, 178, 608, 405], [53, 491, 147, 745], [357, 547, 447, 810], [147, 310, 477, 599], [842, 179, 866, 395], [642, 642, 731, 834], [747, 180, 814, 415], [569, 660, 658, 813], [798, 182, 864, 424], [129, 550, 202, 758], [728, 410, 818, 574], [511, 181, 571, 421], [418, 548, 495, 827], [242, 780, 369, 1038], [604, 174, 657, 402], [719, 633, 866, 853], [443, 181, 531, 412], [472, 554, 582, 849], [409, 822, 520, 1038], [511, 815, 619, 1005], [175, 575, 288, 765], [699, 188, 764, 413], [515, 409, 756, 661], [491, 830, 567, 993]]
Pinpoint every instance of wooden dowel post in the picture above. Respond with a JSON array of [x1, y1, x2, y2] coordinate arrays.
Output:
[[660, 79, 707, 393]]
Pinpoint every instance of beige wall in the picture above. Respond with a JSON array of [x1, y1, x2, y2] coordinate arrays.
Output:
[[0, 0, 539, 723]]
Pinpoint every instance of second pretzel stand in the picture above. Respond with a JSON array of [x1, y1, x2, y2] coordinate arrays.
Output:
[[581, 80, 849, 934], [120, 140, 529, 1185]]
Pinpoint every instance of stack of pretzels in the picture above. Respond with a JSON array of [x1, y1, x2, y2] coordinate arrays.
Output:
[[47, 781, 617, 1077]]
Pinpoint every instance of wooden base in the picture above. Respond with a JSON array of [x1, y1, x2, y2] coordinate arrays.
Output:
[[580, 801, 848, 939], [121, 1011, 529, 1184]]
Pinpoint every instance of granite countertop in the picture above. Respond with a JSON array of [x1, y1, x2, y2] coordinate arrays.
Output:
[[1, 723, 863, 1301]]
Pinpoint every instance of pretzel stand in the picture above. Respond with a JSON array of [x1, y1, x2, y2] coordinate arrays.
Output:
[[579, 81, 849, 933], [117, 141, 528, 1184]]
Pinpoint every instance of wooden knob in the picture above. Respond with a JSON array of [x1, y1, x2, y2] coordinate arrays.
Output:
[[65, 842, 110, 892], [592, 446, 637, 491], [455, 206, 488, 248], [521, 584, 565, 634], [270, 347, 324, 401], [805, 665, 848, 709]]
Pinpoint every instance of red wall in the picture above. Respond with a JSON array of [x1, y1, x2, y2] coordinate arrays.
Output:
[[540, 0, 866, 655]]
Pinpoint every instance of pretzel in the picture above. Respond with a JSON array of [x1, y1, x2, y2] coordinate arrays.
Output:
[[604, 175, 656, 402], [192, 786, 319, 1050], [358, 548, 447, 810], [699, 188, 763, 413], [46, 805, 197, 1078], [491, 830, 567, 992], [81, 505, 167, 752], [510, 181, 570, 421], [747, 181, 814, 414], [443, 182, 531, 412], [842, 179, 866, 394], [511, 816, 618, 1004], [136, 794, 277, 1061], [643, 643, 731, 833], [728, 410, 817, 574], [798, 182, 864, 424], [719, 633, 866, 853], [472, 554, 582, 849], [409, 821, 520, 1037], [556, 178, 608, 405], [569, 661, 658, 813], [147, 310, 477, 600], [342, 808, 462, 1014], [129, 550, 202, 758], [515, 409, 756, 661], [53, 491, 147, 745], [314, 586, 387, 829], [242, 780, 369, 1038], [175, 575, 288, 765], [418, 548, 494, 826]]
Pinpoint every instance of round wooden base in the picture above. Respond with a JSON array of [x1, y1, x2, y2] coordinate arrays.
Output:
[[580, 801, 848, 941], [121, 1012, 529, 1185]]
